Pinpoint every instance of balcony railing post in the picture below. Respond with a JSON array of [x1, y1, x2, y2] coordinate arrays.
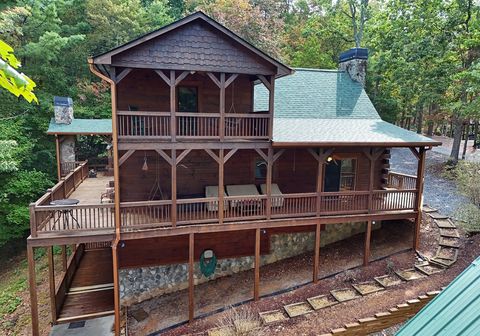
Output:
[[29, 203, 37, 237], [220, 73, 225, 141]]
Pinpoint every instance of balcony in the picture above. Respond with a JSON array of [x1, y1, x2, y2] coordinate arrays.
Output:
[[117, 111, 270, 141], [29, 168, 417, 240]]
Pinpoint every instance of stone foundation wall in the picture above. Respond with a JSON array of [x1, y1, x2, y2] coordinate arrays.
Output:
[[120, 221, 381, 306]]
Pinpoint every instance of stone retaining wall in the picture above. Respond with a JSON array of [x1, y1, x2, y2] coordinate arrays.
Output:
[[120, 221, 380, 306]]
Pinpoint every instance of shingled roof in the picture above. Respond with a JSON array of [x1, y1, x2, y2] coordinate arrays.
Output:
[[255, 68, 441, 146], [47, 118, 112, 135]]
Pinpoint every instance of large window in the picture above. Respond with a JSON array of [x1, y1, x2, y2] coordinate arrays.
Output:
[[340, 158, 356, 191], [177, 86, 198, 112]]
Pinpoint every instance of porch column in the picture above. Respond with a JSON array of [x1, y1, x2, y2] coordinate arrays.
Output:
[[313, 222, 321, 283], [28, 245, 39, 336], [363, 148, 384, 212], [413, 147, 426, 250], [48, 246, 57, 322], [218, 149, 225, 224], [220, 73, 225, 141], [268, 76, 275, 139], [171, 149, 177, 227], [254, 228, 261, 301], [266, 148, 273, 219], [308, 148, 333, 215], [188, 233, 195, 322], [112, 242, 121, 336], [363, 220, 372, 266], [170, 70, 177, 142]]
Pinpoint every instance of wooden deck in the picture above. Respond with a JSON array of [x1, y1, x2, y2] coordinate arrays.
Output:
[[57, 248, 114, 323], [69, 175, 113, 205]]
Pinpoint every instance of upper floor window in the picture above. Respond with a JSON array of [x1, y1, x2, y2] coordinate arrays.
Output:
[[178, 86, 198, 112]]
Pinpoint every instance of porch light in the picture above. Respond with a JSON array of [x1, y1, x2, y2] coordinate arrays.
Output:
[[326, 156, 333, 162], [142, 152, 149, 171]]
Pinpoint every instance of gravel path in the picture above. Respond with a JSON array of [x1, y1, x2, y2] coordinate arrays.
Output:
[[390, 148, 467, 217]]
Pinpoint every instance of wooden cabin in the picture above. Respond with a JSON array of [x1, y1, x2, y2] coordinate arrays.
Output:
[[26, 12, 440, 336]]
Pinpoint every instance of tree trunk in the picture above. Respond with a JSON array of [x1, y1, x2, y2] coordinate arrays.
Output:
[[473, 120, 478, 148], [416, 104, 423, 134], [462, 125, 469, 160], [450, 115, 464, 163]]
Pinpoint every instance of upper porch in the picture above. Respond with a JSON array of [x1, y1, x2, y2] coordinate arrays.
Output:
[[28, 152, 420, 245]]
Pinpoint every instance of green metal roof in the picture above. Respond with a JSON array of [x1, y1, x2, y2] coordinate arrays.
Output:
[[47, 118, 112, 135], [397, 257, 480, 336], [255, 68, 439, 146]]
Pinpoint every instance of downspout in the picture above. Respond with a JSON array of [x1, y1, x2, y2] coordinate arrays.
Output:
[[88, 58, 122, 335]]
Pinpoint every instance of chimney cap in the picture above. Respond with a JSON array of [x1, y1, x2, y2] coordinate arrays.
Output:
[[54, 96, 73, 107], [339, 48, 368, 63]]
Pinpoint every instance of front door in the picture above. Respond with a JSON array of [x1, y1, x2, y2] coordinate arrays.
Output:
[[324, 160, 341, 192]]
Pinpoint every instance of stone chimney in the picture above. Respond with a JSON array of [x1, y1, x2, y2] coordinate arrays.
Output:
[[339, 48, 368, 87], [54, 96, 74, 124]]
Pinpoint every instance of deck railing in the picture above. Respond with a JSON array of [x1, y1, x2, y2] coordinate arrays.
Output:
[[30, 171, 417, 236], [387, 172, 417, 190], [116, 110, 270, 140]]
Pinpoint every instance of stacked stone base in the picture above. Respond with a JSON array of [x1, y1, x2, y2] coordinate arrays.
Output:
[[120, 221, 380, 306]]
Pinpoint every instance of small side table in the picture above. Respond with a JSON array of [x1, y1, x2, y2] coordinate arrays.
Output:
[[50, 199, 80, 230]]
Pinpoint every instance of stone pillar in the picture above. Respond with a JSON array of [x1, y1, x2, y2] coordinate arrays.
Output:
[[339, 48, 368, 87], [60, 136, 76, 174]]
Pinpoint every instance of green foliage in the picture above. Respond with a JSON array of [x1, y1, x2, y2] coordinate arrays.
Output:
[[456, 203, 480, 234]]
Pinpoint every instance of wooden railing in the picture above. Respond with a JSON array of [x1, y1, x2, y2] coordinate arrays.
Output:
[[387, 172, 417, 190], [31, 170, 418, 236], [116, 110, 270, 140], [118, 189, 418, 230], [60, 161, 81, 177]]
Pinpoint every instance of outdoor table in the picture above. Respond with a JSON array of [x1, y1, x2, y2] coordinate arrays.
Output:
[[50, 199, 80, 229]]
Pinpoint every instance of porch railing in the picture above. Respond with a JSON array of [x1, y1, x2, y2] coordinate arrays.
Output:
[[387, 172, 417, 190], [116, 110, 270, 140], [30, 171, 418, 235]]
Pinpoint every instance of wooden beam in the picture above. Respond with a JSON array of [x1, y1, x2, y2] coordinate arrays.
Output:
[[272, 149, 285, 163], [155, 148, 173, 166], [218, 149, 225, 224], [170, 70, 177, 142], [363, 220, 372, 266], [223, 148, 238, 164], [115, 68, 132, 84], [176, 149, 192, 165], [409, 147, 420, 160], [206, 72, 221, 88], [175, 71, 190, 86], [255, 148, 268, 162], [204, 149, 220, 164], [112, 242, 121, 336], [268, 75, 275, 139], [118, 149, 135, 167], [225, 73, 238, 88], [414, 147, 426, 250], [254, 228, 261, 301], [155, 70, 171, 86], [28, 245, 39, 336], [119, 141, 270, 151], [313, 223, 321, 283], [55, 135, 61, 181], [188, 233, 194, 322], [171, 149, 177, 226], [220, 73, 226, 141], [48, 246, 57, 323], [266, 148, 273, 219], [257, 75, 272, 91]]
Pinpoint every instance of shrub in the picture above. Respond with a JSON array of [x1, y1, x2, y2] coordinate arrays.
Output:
[[216, 306, 261, 336], [456, 203, 480, 235]]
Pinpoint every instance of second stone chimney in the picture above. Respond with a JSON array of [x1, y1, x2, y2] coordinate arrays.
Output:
[[54, 96, 74, 124], [339, 48, 368, 87]]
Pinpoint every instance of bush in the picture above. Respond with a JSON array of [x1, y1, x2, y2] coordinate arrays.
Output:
[[216, 306, 261, 336], [456, 203, 480, 235]]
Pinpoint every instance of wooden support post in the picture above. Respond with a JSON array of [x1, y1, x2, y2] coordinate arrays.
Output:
[[316, 153, 324, 216], [170, 70, 177, 142], [414, 147, 426, 250], [220, 73, 226, 141], [363, 220, 372, 266], [266, 148, 273, 219], [313, 223, 321, 283], [171, 149, 177, 227], [112, 243, 121, 336], [48, 246, 57, 322], [29, 203, 37, 238], [218, 149, 225, 224], [368, 151, 375, 213], [254, 228, 260, 301], [61, 245, 67, 272], [55, 135, 61, 181], [268, 76, 275, 139], [28, 245, 39, 336], [188, 233, 195, 322]]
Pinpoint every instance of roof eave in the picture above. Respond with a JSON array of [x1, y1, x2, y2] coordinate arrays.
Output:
[[271, 141, 442, 148]]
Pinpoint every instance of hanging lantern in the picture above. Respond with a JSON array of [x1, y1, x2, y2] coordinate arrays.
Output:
[[142, 152, 149, 171]]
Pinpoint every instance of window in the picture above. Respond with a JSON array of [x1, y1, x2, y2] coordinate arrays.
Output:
[[255, 160, 267, 179], [178, 87, 198, 112], [340, 159, 356, 191]]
